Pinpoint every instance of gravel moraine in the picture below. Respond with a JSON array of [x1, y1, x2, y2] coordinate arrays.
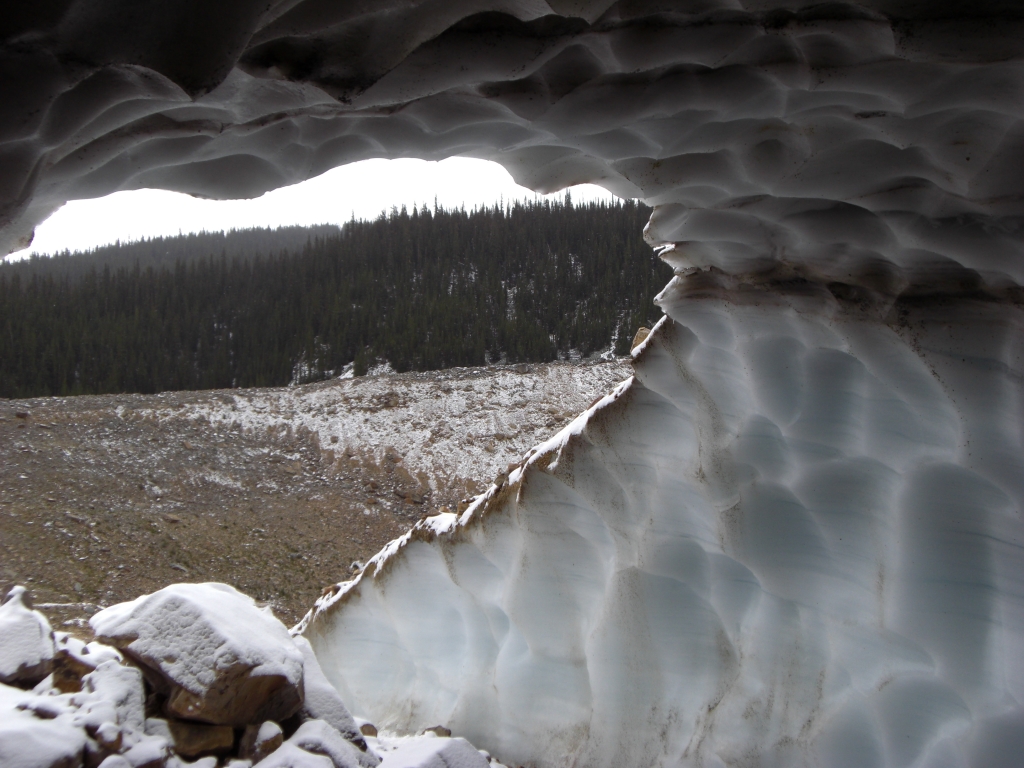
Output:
[[0, 359, 630, 627]]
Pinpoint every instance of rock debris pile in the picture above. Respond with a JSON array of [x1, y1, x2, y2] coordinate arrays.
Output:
[[0, 584, 497, 768], [0, 360, 628, 625]]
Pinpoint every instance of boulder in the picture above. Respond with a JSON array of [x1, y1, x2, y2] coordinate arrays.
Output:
[[239, 722, 283, 763], [0, 586, 55, 688], [121, 735, 170, 768], [165, 720, 234, 758], [291, 637, 364, 749], [251, 743, 333, 768], [8, 657, 146, 767], [376, 737, 489, 768], [1, 682, 87, 768], [255, 720, 375, 768], [90, 584, 304, 727], [52, 633, 123, 694], [630, 326, 651, 351], [75, 659, 147, 738]]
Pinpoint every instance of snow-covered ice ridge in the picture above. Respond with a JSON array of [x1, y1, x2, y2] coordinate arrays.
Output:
[[303, 277, 1024, 768], [134, 361, 629, 497]]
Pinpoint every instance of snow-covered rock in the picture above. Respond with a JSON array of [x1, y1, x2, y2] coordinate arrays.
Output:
[[292, 637, 365, 750], [251, 743, 333, 768], [91, 583, 305, 726], [15, 655, 150, 765], [304, 280, 1024, 768], [73, 660, 147, 746], [0, 586, 56, 687], [51, 632, 124, 694], [164, 719, 235, 759], [240, 722, 284, 763], [255, 720, 375, 768], [376, 736, 489, 768], [120, 734, 171, 768], [0, 681, 87, 768], [0, 583, 403, 768]]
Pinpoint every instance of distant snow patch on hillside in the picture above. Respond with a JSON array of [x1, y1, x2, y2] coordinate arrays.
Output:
[[136, 361, 631, 497]]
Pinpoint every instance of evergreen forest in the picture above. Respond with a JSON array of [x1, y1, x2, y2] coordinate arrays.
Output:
[[0, 196, 670, 398]]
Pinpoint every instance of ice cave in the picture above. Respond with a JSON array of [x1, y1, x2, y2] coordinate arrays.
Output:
[[3, 2, 1024, 767]]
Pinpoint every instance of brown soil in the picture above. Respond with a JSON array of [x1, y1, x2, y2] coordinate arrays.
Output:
[[0, 393, 468, 628], [0, 363, 628, 629]]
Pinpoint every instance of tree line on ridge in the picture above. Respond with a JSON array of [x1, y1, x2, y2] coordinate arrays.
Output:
[[0, 196, 670, 398]]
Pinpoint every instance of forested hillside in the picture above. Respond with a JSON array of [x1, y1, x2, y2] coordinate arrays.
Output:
[[2, 225, 343, 283], [0, 197, 669, 397]]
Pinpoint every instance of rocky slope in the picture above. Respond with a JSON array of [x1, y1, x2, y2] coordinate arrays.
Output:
[[0, 360, 629, 626]]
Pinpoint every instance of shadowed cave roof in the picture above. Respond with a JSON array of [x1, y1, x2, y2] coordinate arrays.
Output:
[[4, 1, 1024, 297]]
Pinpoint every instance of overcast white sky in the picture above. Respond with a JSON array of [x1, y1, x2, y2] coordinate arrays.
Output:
[[6, 157, 618, 261]]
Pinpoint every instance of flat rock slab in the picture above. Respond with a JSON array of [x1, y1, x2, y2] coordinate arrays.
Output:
[[90, 583, 304, 726]]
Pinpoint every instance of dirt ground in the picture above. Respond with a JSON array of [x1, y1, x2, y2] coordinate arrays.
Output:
[[0, 361, 628, 628]]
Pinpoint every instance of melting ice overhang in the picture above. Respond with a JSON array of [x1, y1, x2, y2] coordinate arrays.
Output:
[[7, 3, 1024, 767], [2, 0, 1024, 301]]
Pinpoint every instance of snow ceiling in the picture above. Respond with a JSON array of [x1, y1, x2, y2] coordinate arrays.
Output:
[[3, 0, 1023, 296]]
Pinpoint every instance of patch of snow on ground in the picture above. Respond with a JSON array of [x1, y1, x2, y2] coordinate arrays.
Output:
[[137, 361, 630, 497]]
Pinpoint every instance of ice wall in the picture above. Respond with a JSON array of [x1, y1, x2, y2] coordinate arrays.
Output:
[[304, 278, 1024, 768]]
